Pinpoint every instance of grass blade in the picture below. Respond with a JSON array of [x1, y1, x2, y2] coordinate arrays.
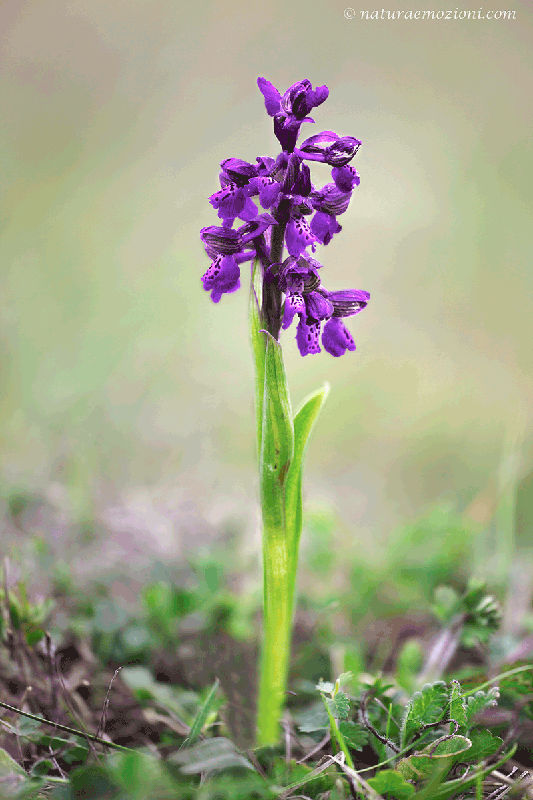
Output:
[[179, 679, 219, 750]]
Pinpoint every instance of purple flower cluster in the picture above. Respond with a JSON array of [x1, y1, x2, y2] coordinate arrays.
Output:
[[200, 78, 369, 356]]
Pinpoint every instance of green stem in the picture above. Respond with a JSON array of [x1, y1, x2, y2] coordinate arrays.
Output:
[[257, 523, 297, 746], [250, 234, 329, 746], [0, 700, 140, 756], [256, 332, 295, 746], [251, 250, 296, 746], [260, 221, 286, 340]]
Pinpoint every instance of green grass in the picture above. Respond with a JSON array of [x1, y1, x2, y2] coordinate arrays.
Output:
[[0, 489, 532, 799]]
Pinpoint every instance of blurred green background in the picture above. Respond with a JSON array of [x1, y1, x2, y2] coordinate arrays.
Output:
[[1, 0, 532, 580]]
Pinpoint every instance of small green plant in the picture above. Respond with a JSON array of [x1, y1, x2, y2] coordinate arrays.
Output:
[[0, 567, 531, 798], [287, 668, 531, 799], [0, 582, 54, 647]]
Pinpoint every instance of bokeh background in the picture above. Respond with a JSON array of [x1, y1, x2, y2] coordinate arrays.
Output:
[[2, 0, 533, 592]]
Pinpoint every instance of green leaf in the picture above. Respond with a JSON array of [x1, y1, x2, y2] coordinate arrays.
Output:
[[272, 757, 333, 793], [396, 639, 425, 691], [432, 585, 460, 623], [285, 384, 329, 580], [368, 769, 415, 799], [448, 679, 467, 732], [324, 691, 350, 720], [335, 671, 354, 691], [401, 681, 448, 747], [24, 623, 46, 646], [428, 746, 517, 800], [259, 332, 294, 534], [338, 721, 369, 750], [0, 747, 26, 777], [255, 324, 297, 745], [9, 600, 21, 630], [397, 736, 472, 781], [463, 728, 502, 761], [465, 686, 500, 726], [31, 759, 54, 776], [120, 666, 197, 721], [316, 678, 335, 694], [170, 737, 255, 774], [425, 735, 472, 757], [179, 678, 219, 750], [296, 700, 329, 732]]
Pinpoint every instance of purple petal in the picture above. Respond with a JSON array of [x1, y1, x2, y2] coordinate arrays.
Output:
[[282, 293, 305, 329], [328, 289, 370, 317], [246, 175, 280, 207], [332, 165, 360, 192], [312, 85, 329, 107], [202, 255, 241, 302], [322, 317, 356, 356], [257, 77, 282, 116], [293, 163, 311, 196], [258, 178, 281, 209], [312, 183, 352, 216], [238, 197, 259, 221], [300, 131, 339, 148], [285, 216, 316, 257], [305, 291, 334, 322], [209, 184, 246, 220], [310, 211, 342, 245], [281, 79, 312, 118], [325, 137, 362, 167], [220, 158, 258, 186], [238, 213, 276, 244], [296, 318, 321, 355], [200, 225, 241, 256], [256, 156, 276, 175], [273, 113, 302, 153]]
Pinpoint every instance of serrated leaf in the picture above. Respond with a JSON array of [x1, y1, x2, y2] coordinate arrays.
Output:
[[325, 692, 350, 720], [179, 678, 219, 750], [367, 769, 415, 799], [423, 735, 472, 757], [396, 756, 425, 781], [463, 728, 502, 761], [448, 679, 467, 731], [397, 735, 472, 782], [465, 686, 500, 726], [426, 745, 519, 800], [401, 681, 448, 747], [397, 754, 449, 782], [316, 678, 335, 694], [338, 721, 369, 750]]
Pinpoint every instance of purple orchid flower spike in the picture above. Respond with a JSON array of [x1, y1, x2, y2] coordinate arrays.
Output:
[[199, 77, 370, 356]]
